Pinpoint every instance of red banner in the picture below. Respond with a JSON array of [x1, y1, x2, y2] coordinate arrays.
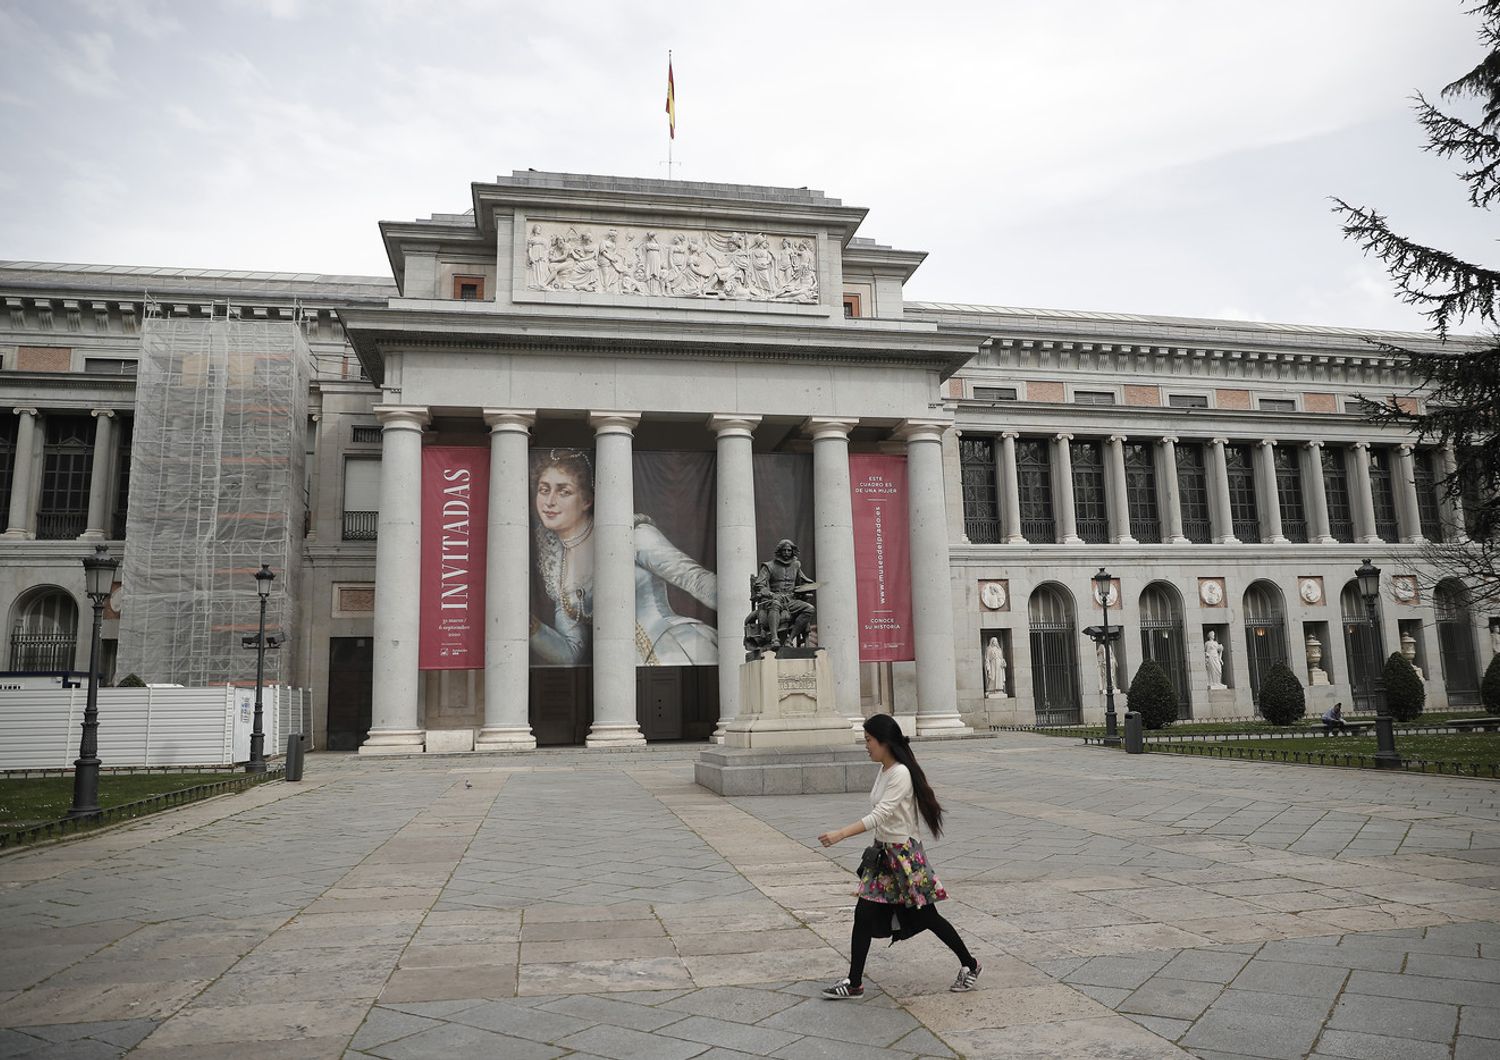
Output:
[[850, 454, 913, 662], [420, 446, 489, 670]]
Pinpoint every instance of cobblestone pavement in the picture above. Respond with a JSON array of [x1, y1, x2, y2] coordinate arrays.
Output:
[[1, 734, 1498, 1058]]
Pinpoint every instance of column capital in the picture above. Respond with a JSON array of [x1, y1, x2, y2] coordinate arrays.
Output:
[[483, 408, 536, 433], [1304, 439, 1325, 450], [1259, 438, 1277, 449], [588, 411, 641, 435], [894, 418, 948, 444], [1160, 434, 1179, 445], [1210, 436, 1229, 447], [1107, 434, 1128, 444], [1001, 430, 1020, 440], [1054, 431, 1074, 442], [1397, 441, 1415, 455], [707, 414, 761, 438], [90, 408, 116, 420], [1353, 440, 1371, 451], [12, 407, 37, 418], [804, 416, 859, 441], [373, 404, 430, 431]]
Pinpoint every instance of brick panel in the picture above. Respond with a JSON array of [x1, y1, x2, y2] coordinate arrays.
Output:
[[16, 346, 71, 372], [338, 586, 375, 613], [1303, 392, 1338, 413], [1027, 380, 1065, 403], [1393, 396, 1418, 414], [946, 377, 964, 398], [1124, 384, 1161, 407], [1214, 388, 1252, 410]]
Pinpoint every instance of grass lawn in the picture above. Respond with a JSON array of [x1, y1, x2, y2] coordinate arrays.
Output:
[[1028, 711, 1497, 740], [0, 773, 238, 829], [1146, 731, 1500, 775]]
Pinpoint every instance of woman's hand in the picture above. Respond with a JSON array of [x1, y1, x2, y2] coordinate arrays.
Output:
[[818, 828, 845, 847]]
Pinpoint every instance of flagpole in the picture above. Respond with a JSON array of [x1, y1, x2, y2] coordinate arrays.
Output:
[[667, 50, 674, 179]]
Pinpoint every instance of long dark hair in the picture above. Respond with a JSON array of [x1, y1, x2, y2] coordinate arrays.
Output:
[[864, 714, 944, 838]]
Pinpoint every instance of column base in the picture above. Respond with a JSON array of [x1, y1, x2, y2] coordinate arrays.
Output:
[[586, 723, 646, 748], [1114, 535, 1139, 545], [1268, 535, 1290, 544], [358, 729, 426, 755], [1169, 536, 1191, 545], [475, 727, 537, 752], [1359, 535, 1384, 545], [914, 712, 972, 736], [78, 529, 108, 542], [1062, 535, 1085, 545], [1403, 535, 1429, 545], [1005, 535, 1028, 544], [1215, 536, 1242, 545], [0, 529, 34, 540], [1315, 535, 1339, 545]]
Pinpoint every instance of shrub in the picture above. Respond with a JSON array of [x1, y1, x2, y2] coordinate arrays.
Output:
[[1484, 654, 1500, 717], [1258, 663, 1306, 725], [1127, 659, 1178, 730], [117, 673, 147, 688], [1383, 652, 1426, 722]]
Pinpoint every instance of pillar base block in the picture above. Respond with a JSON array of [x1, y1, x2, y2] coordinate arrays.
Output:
[[1359, 535, 1384, 545], [1314, 535, 1339, 545], [78, 529, 108, 542], [1114, 535, 1139, 545], [1005, 535, 1028, 545], [1062, 535, 1085, 545], [1169, 536, 1191, 545], [586, 723, 646, 748], [475, 727, 536, 752], [1267, 535, 1290, 545], [0, 529, 35, 540], [1215, 536, 1242, 545], [914, 712, 972, 736], [359, 729, 425, 755]]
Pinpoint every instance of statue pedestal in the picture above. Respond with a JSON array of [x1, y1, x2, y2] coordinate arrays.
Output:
[[1309, 668, 1331, 687]]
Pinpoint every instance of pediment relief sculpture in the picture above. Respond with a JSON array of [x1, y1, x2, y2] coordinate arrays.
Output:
[[524, 221, 819, 304]]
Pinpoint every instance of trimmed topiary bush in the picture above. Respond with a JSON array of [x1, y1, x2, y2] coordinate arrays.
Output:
[[1383, 652, 1426, 722], [1127, 659, 1178, 730], [117, 673, 146, 688], [1258, 663, 1306, 725], [1483, 654, 1500, 716]]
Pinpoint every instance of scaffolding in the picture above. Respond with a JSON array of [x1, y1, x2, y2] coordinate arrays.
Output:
[[116, 309, 309, 687]]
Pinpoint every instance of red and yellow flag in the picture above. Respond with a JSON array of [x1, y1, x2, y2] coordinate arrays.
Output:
[[665, 58, 676, 139]]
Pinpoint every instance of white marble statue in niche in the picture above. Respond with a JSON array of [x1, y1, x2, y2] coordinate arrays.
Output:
[[526, 221, 819, 304], [1204, 630, 1226, 690], [984, 636, 1007, 698]]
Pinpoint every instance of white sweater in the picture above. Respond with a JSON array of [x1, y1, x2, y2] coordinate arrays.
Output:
[[860, 763, 919, 843]]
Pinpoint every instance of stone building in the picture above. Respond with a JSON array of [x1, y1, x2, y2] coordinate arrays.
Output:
[[0, 171, 1490, 751]]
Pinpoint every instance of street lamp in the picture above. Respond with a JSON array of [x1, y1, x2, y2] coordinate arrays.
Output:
[[1092, 567, 1121, 747], [1356, 558, 1401, 769], [241, 564, 282, 774], [68, 545, 119, 818]]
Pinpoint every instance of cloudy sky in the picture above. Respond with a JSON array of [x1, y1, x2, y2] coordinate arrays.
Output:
[[0, 0, 1487, 332]]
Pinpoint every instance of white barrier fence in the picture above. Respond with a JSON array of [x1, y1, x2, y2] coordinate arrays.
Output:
[[0, 686, 310, 770]]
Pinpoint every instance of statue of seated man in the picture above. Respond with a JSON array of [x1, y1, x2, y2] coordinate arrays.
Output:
[[743, 539, 817, 653]]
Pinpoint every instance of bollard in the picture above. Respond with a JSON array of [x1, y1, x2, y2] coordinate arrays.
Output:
[[284, 733, 307, 782], [1123, 711, 1144, 754]]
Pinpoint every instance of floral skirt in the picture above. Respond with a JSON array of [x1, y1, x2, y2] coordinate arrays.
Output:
[[856, 838, 948, 908]]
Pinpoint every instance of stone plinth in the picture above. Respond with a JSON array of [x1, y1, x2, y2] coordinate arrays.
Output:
[[695, 746, 879, 796], [425, 728, 475, 754], [723, 650, 854, 749]]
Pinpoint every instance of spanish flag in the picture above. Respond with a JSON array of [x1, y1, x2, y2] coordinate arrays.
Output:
[[665, 57, 676, 139]]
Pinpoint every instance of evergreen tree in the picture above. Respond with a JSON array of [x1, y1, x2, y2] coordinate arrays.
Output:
[[1258, 663, 1307, 726], [1334, 2, 1500, 600], [1126, 659, 1179, 730], [1481, 652, 1500, 714], [1382, 652, 1427, 722]]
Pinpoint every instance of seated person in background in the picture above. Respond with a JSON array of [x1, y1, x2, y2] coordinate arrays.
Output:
[[1321, 702, 1347, 733]]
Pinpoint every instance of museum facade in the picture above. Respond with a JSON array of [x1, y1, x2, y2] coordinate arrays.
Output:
[[0, 171, 1491, 752]]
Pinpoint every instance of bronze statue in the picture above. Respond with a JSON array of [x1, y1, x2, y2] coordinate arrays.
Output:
[[743, 539, 817, 655]]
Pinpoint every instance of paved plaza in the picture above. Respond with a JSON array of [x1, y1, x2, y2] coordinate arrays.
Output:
[[2, 734, 1499, 1058]]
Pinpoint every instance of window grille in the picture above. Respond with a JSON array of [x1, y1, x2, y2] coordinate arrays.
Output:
[[1176, 444, 1212, 543], [1168, 394, 1209, 408], [1258, 398, 1296, 412], [1368, 448, 1400, 541], [1341, 581, 1385, 712], [37, 414, 93, 540], [1434, 581, 1480, 705], [0, 414, 15, 525], [1138, 584, 1191, 718], [1073, 391, 1116, 405], [343, 456, 381, 541], [1273, 447, 1307, 543], [973, 386, 1017, 401], [9, 589, 78, 671], [111, 416, 132, 540], [351, 424, 382, 444], [1243, 583, 1288, 707], [1070, 440, 1109, 543], [1124, 443, 1160, 542], [1028, 586, 1080, 725], [1017, 440, 1055, 542], [83, 358, 138, 375], [1323, 448, 1354, 542], [1413, 450, 1444, 542], [959, 437, 1001, 543], [1225, 445, 1259, 541]]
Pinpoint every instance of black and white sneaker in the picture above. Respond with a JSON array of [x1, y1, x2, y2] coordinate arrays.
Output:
[[821, 977, 864, 999], [950, 963, 981, 992]]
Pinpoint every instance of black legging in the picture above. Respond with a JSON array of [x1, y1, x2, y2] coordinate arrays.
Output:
[[848, 898, 975, 987]]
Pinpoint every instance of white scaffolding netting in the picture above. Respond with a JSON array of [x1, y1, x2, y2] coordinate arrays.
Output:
[[117, 312, 309, 687]]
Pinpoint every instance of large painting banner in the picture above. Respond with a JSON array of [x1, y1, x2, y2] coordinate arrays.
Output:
[[850, 454, 913, 662], [419, 446, 489, 670]]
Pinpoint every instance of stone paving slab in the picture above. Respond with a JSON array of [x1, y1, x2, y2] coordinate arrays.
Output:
[[0, 734, 1496, 1057]]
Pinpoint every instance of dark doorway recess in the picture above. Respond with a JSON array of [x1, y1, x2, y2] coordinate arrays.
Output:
[[530, 667, 593, 746], [638, 666, 719, 742], [326, 637, 373, 750]]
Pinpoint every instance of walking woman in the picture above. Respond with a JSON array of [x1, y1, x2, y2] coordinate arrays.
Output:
[[817, 714, 981, 999]]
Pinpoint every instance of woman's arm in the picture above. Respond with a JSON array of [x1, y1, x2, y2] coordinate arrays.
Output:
[[635, 522, 717, 608], [530, 606, 588, 664], [818, 819, 867, 847]]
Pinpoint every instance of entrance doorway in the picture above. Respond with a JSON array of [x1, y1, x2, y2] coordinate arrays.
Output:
[[530, 668, 592, 746], [326, 637, 373, 750], [637, 666, 719, 741]]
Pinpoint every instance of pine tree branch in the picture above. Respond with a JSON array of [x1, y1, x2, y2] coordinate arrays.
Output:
[[1443, 1, 1500, 129], [1416, 93, 1500, 207]]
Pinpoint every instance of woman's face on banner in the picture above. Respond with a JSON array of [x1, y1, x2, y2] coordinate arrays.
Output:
[[535, 466, 592, 536]]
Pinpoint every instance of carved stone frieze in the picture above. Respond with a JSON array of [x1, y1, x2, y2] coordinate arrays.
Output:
[[523, 221, 818, 304]]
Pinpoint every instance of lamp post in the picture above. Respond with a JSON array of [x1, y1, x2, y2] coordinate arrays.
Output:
[[1093, 567, 1121, 747], [243, 564, 280, 774], [68, 545, 119, 818], [1356, 558, 1400, 769]]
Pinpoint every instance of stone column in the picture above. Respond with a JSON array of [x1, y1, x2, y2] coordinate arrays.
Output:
[[899, 421, 969, 735], [362, 405, 429, 755], [1352, 441, 1381, 544], [80, 409, 115, 541], [808, 417, 862, 715], [1106, 434, 1136, 544], [3, 408, 39, 539], [587, 412, 646, 747], [1208, 437, 1240, 544], [1255, 439, 1288, 544], [710, 414, 760, 742], [1000, 431, 1025, 543], [1304, 441, 1336, 543], [1159, 435, 1189, 544], [1441, 443, 1470, 543], [1052, 433, 1083, 544], [1395, 443, 1427, 544], [477, 409, 537, 751]]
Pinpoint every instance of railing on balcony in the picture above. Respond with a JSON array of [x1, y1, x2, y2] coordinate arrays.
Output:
[[9, 632, 77, 671], [35, 511, 87, 541], [342, 510, 378, 541]]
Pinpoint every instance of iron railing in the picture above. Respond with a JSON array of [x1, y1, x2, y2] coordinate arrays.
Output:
[[9, 632, 76, 671], [35, 511, 87, 540], [342, 510, 378, 540]]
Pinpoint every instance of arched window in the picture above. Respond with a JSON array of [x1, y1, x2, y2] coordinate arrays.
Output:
[[1139, 583, 1191, 718], [1028, 584, 1080, 725], [1435, 579, 1480, 706], [1341, 580, 1385, 712], [8, 587, 78, 671], [1243, 581, 1287, 706]]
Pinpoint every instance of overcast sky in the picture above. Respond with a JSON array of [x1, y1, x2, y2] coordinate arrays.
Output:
[[0, 0, 1487, 333]]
